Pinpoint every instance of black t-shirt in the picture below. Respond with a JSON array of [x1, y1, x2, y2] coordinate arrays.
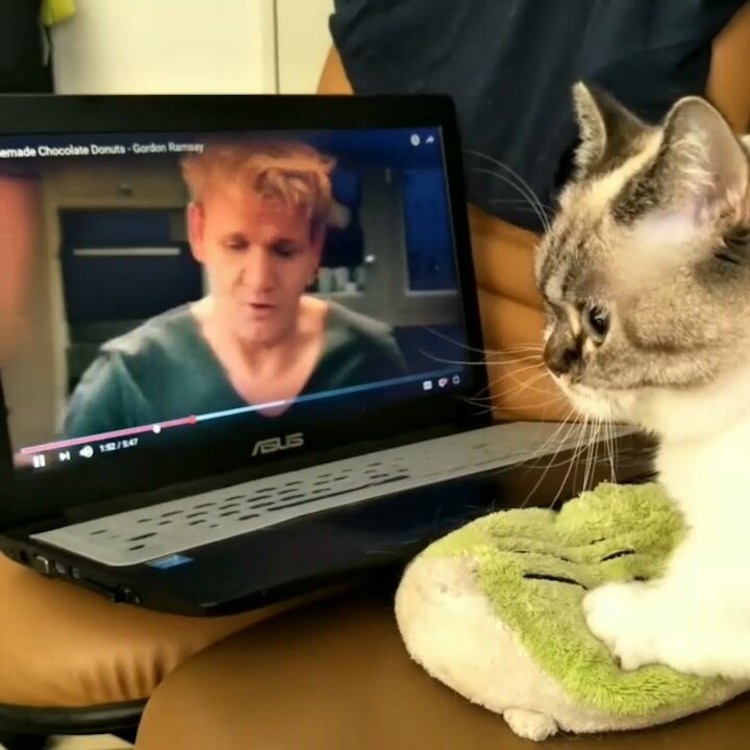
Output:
[[330, 0, 746, 232]]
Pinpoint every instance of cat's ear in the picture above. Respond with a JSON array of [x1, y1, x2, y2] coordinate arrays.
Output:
[[571, 81, 647, 179], [653, 96, 749, 221]]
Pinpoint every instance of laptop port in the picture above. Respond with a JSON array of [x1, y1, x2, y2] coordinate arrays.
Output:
[[121, 588, 141, 605], [53, 560, 68, 576], [31, 555, 52, 576], [76, 576, 124, 603]]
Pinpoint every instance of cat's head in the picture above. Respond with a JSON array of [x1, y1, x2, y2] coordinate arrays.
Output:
[[536, 83, 750, 439]]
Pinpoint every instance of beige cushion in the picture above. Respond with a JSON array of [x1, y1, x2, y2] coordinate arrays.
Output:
[[0, 554, 329, 708]]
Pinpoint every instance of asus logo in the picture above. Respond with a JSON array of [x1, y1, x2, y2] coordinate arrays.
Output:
[[251, 432, 305, 457]]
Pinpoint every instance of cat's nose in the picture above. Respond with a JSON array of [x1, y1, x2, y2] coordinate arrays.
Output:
[[543, 339, 580, 376]]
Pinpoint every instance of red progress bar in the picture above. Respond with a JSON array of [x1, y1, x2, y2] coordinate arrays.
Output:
[[20, 415, 197, 455]]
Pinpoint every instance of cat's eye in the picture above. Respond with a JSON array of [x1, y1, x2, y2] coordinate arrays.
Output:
[[586, 304, 610, 339]]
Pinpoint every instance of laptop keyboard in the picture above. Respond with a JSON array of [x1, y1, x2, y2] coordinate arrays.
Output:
[[31, 421, 634, 567]]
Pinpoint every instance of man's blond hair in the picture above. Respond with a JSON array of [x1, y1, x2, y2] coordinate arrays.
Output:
[[181, 140, 336, 236]]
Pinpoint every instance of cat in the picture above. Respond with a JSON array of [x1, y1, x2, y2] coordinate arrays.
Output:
[[535, 81, 750, 679]]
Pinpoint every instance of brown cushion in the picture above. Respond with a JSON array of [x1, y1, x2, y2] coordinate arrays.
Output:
[[134, 591, 750, 750], [0, 554, 331, 709]]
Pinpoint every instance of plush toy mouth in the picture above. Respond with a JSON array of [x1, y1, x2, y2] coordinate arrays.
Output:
[[523, 573, 588, 589]]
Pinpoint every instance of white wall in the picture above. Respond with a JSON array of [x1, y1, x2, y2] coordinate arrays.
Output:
[[51, 0, 278, 94], [277, 0, 334, 93]]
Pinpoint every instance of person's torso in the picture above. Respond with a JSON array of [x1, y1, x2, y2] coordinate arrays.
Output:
[[330, 0, 745, 232]]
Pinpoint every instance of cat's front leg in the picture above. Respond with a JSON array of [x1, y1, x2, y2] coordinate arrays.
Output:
[[584, 580, 750, 677], [583, 581, 664, 671]]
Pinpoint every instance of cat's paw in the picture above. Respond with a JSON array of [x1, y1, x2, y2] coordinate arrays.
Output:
[[583, 582, 660, 671]]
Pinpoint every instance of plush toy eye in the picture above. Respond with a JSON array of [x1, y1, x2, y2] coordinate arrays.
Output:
[[586, 304, 610, 338]]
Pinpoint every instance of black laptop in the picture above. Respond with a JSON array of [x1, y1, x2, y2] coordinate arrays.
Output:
[[0, 93, 629, 616]]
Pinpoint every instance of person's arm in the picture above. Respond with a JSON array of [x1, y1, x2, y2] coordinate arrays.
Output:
[[707, 0, 750, 132], [317, 46, 353, 95]]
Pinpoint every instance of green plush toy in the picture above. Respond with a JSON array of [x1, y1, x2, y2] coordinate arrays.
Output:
[[395, 482, 750, 741]]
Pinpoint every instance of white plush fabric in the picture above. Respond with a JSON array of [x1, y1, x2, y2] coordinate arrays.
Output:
[[395, 555, 749, 741]]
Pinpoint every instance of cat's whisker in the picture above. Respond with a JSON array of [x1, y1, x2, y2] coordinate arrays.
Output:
[[581, 420, 593, 493], [471, 167, 552, 235], [484, 431, 616, 485], [550, 414, 593, 508], [490, 371, 556, 400], [526, 444, 603, 473], [471, 166, 551, 232], [523, 408, 579, 463], [517, 410, 580, 508], [483, 204, 557, 220], [583, 418, 602, 493], [531, 417, 590, 508], [467, 369, 563, 406], [472, 368, 551, 400], [495, 344, 545, 353], [550, 415, 589, 500], [420, 351, 544, 369], [468, 394, 559, 410], [485, 197, 556, 213], [485, 355, 546, 370], [480, 425, 610, 482], [423, 325, 544, 359], [605, 412, 617, 483], [497, 384, 561, 400], [500, 410, 576, 474], [465, 150, 553, 233], [612, 418, 621, 479], [466, 152, 554, 223], [535, 421, 584, 470], [594, 420, 603, 489], [495, 364, 552, 384]]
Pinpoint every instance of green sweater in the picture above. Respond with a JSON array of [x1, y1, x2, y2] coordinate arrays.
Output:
[[63, 301, 408, 439]]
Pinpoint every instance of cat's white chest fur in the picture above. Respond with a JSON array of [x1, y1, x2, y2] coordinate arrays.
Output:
[[583, 382, 750, 678], [641, 366, 750, 536], [658, 417, 750, 529]]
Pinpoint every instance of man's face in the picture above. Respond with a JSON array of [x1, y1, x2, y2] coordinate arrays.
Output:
[[188, 183, 323, 346]]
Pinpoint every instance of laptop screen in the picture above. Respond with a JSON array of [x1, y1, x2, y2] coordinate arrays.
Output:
[[1, 117, 484, 493]]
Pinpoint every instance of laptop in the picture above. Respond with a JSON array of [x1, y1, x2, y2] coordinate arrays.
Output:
[[0, 93, 640, 616]]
